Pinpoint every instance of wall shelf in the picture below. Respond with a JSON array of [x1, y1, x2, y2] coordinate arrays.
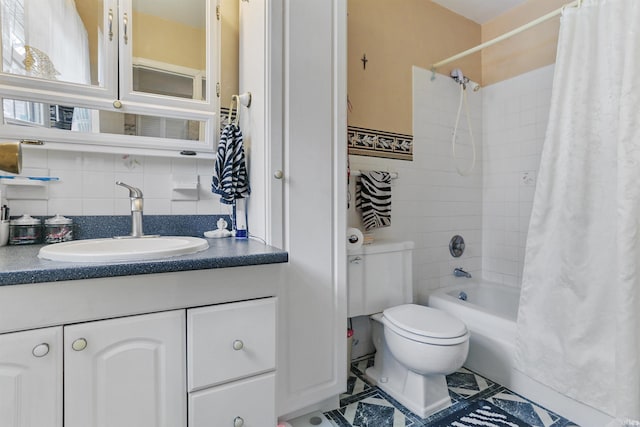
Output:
[[0, 178, 59, 187]]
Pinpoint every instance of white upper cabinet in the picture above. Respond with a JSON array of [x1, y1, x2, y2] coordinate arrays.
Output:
[[0, 0, 219, 155]]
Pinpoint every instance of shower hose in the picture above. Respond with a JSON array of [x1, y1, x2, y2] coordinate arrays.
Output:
[[451, 83, 476, 176]]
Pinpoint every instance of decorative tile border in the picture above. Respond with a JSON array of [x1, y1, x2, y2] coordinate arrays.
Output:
[[347, 126, 413, 161]]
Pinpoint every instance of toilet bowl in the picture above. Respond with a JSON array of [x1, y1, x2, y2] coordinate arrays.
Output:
[[365, 304, 469, 418], [347, 241, 470, 418]]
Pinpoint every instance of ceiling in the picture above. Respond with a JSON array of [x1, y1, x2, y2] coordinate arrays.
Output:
[[431, 0, 529, 24]]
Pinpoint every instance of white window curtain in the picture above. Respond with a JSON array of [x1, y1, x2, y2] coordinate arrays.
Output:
[[515, 0, 640, 422]]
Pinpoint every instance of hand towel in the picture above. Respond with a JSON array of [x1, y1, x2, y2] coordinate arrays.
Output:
[[356, 171, 391, 230], [212, 123, 251, 204]]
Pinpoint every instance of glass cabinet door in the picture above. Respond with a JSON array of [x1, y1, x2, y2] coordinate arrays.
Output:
[[117, 0, 216, 112], [0, 0, 218, 154], [0, 0, 119, 101]]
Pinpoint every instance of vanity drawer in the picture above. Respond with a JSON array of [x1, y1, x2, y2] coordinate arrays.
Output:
[[188, 372, 275, 427], [187, 298, 276, 391]]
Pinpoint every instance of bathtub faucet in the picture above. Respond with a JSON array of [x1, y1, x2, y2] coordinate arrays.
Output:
[[453, 267, 472, 278]]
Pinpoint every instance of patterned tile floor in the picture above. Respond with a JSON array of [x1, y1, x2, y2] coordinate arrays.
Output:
[[324, 357, 580, 427]]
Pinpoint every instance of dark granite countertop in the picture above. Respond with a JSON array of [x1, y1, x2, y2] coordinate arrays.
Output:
[[0, 237, 288, 286], [0, 215, 288, 286]]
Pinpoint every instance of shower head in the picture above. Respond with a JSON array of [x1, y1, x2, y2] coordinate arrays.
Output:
[[450, 68, 465, 84], [450, 68, 481, 92]]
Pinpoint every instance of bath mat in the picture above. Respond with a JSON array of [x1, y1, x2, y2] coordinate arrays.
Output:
[[432, 400, 530, 427]]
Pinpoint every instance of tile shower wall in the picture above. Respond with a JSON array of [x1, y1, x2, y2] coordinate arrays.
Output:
[[348, 66, 483, 304], [3, 149, 228, 217], [481, 65, 554, 287]]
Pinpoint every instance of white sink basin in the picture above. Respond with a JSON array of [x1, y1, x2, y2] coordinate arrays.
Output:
[[38, 236, 209, 263]]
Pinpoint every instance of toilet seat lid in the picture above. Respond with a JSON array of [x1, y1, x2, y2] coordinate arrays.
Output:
[[383, 304, 467, 339]]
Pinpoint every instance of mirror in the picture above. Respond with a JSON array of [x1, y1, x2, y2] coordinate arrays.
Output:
[[3, 97, 205, 142], [0, 0, 210, 101], [130, 0, 207, 100], [1, 0, 99, 86], [0, 0, 237, 151]]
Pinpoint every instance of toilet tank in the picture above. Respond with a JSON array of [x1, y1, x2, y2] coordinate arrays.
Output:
[[347, 240, 414, 317]]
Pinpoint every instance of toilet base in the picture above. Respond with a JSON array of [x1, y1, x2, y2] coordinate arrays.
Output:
[[365, 348, 452, 418]]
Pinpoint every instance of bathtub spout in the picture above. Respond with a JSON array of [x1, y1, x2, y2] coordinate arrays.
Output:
[[453, 267, 472, 278]]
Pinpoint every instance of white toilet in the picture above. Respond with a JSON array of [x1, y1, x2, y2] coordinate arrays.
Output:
[[348, 241, 469, 418]]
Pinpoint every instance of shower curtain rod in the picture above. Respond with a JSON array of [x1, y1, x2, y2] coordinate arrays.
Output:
[[431, 0, 581, 71]]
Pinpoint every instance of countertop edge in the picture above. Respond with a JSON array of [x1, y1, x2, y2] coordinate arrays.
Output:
[[0, 239, 289, 286]]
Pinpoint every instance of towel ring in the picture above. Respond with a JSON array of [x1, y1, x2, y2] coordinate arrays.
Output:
[[228, 92, 252, 127]]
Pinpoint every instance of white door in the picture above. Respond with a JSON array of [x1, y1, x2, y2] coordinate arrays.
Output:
[[64, 310, 187, 427], [239, 0, 284, 246], [275, 0, 348, 417], [0, 327, 63, 427]]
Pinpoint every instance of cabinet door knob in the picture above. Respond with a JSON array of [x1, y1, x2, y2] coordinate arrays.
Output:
[[32, 343, 50, 358], [72, 338, 88, 351], [274, 170, 284, 179], [232, 340, 244, 351], [113, 100, 123, 109], [233, 416, 244, 427]]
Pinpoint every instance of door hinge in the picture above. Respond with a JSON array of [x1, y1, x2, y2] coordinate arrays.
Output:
[[216, 5, 220, 20], [216, 82, 220, 98]]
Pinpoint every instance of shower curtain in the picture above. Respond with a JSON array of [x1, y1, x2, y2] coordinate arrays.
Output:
[[515, 0, 640, 420]]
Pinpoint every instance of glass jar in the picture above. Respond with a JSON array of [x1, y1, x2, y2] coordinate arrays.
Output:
[[9, 214, 42, 245], [44, 214, 73, 244]]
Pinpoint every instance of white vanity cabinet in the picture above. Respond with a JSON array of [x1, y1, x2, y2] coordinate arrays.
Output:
[[64, 310, 187, 427], [0, 326, 63, 427], [187, 298, 277, 426], [189, 373, 275, 427], [0, 292, 278, 426]]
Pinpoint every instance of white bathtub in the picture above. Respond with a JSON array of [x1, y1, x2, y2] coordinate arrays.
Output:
[[428, 280, 611, 427], [428, 280, 518, 387]]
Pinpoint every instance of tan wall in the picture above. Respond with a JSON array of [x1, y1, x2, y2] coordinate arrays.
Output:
[[481, 0, 566, 86], [348, 0, 481, 136]]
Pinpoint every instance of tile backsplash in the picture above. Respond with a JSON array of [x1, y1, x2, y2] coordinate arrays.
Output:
[[1, 149, 230, 218]]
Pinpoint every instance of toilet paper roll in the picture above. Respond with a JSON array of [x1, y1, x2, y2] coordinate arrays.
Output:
[[347, 227, 364, 249]]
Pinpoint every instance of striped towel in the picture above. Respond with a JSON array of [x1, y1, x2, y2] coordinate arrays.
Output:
[[356, 171, 391, 230], [212, 123, 251, 204]]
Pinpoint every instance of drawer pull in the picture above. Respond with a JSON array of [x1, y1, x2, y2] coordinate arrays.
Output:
[[72, 338, 88, 351], [233, 416, 244, 427], [232, 340, 244, 351], [32, 343, 50, 357]]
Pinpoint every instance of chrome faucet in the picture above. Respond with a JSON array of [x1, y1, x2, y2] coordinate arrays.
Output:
[[453, 267, 472, 278], [116, 181, 145, 238]]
